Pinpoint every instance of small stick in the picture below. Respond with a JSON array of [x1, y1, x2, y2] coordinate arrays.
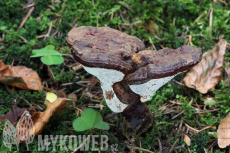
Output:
[[71, 17, 79, 27], [177, 120, 183, 134], [169, 139, 178, 153], [209, 8, 213, 31], [149, 37, 157, 51], [185, 123, 199, 133], [192, 115, 202, 130], [172, 110, 185, 119], [127, 146, 154, 153], [172, 79, 184, 86], [72, 23, 78, 29], [218, 0, 228, 5], [19, 96, 32, 107], [169, 100, 181, 105], [47, 65, 59, 89], [38, 22, 52, 39], [19, 36, 28, 42], [192, 10, 206, 24], [17, 7, 35, 31], [157, 138, 162, 152], [92, 90, 103, 98], [60, 2, 67, 17], [23, 3, 35, 9], [89, 76, 96, 93], [195, 108, 220, 114]]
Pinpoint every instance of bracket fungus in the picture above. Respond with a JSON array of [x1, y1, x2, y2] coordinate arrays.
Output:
[[67, 26, 202, 133]]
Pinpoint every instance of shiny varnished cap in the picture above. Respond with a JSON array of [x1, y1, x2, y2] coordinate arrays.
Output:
[[126, 45, 202, 85], [67, 26, 145, 74], [67, 26, 202, 85]]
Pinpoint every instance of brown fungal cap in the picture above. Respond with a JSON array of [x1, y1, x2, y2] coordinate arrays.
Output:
[[67, 26, 145, 74], [67, 26, 202, 85], [126, 45, 202, 85]]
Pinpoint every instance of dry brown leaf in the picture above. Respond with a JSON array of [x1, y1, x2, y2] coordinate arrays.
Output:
[[28, 98, 67, 135], [0, 104, 26, 125], [217, 112, 230, 148], [0, 60, 42, 90], [184, 134, 191, 146], [182, 36, 227, 94]]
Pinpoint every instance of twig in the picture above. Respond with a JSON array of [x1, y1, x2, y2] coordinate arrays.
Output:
[[127, 146, 155, 153], [47, 65, 59, 89], [60, 2, 67, 17], [169, 139, 178, 153], [89, 76, 96, 93], [172, 146, 185, 151], [92, 90, 103, 98], [179, 34, 218, 40], [149, 37, 157, 50], [172, 110, 185, 119], [115, 1, 131, 10], [185, 123, 215, 136], [157, 138, 162, 152], [209, 8, 213, 31], [185, 123, 199, 133], [168, 100, 181, 105], [23, 3, 35, 9], [19, 96, 32, 107], [154, 35, 163, 41], [51, 29, 59, 38], [119, 11, 127, 24], [172, 79, 184, 86], [192, 10, 206, 24], [17, 7, 35, 31], [38, 22, 52, 39], [192, 115, 202, 129], [19, 36, 28, 43], [195, 108, 220, 114], [218, 0, 228, 5], [71, 17, 79, 27]]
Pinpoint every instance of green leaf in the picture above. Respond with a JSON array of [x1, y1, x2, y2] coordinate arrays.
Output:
[[31, 48, 66, 57], [73, 108, 110, 131], [41, 56, 64, 65], [73, 108, 96, 131], [0, 26, 7, 31], [44, 45, 55, 50], [94, 111, 110, 130]]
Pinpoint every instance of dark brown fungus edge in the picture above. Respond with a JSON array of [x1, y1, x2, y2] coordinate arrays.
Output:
[[67, 26, 202, 135]]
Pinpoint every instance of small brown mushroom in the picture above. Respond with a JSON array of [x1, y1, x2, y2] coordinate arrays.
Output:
[[66, 26, 202, 134]]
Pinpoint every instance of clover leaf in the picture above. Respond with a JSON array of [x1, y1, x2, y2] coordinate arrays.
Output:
[[31, 45, 66, 65], [73, 108, 110, 131]]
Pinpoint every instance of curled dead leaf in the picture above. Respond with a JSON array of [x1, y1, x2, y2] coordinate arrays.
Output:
[[182, 36, 227, 94], [217, 112, 230, 148], [29, 98, 67, 135], [0, 60, 42, 90]]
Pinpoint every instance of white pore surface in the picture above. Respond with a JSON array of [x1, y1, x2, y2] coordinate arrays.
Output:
[[83, 65, 128, 112], [129, 75, 176, 102]]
